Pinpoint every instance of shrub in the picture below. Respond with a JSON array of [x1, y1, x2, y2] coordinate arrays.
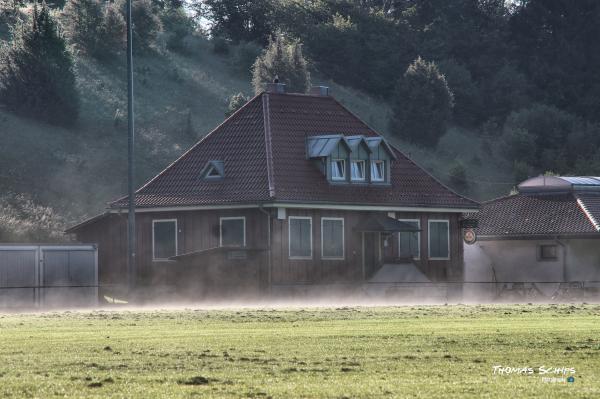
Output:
[[252, 33, 310, 94], [0, 193, 66, 243], [226, 92, 249, 116], [0, 2, 79, 125], [97, 1, 126, 57], [390, 57, 454, 148], [62, 0, 104, 54]]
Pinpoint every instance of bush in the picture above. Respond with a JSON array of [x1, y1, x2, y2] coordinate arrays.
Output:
[[252, 33, 310, 94], [0, 193, 66, 243], [390, 57, 454, 148], [0, 2, 79, 125], [97, 2, 126, 57]]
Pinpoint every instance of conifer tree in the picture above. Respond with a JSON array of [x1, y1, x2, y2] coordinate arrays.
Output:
[[0, 1, 79, 125], [252, 33, 310, 94]]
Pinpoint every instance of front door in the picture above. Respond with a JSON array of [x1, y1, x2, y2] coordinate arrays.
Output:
[[363, 232, 380, 279]]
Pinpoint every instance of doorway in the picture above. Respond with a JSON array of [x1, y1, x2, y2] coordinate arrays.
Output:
[[362, 232, 380, 279]]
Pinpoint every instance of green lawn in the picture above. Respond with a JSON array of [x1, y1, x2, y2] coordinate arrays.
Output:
[[0, 305, 598, 398]]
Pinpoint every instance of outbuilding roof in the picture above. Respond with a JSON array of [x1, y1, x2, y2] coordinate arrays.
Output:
[[109, 91, 477, 210], [470, 177, 600, 238]]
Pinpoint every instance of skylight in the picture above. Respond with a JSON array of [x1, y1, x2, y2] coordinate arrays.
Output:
[[201, 160, 224, 179]]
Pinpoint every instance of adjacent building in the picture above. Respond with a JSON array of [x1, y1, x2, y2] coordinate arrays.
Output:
[[464, 175, 600, 300]]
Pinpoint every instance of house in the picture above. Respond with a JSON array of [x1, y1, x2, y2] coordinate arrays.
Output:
[[464, 175, 600, 301], [67, 84, 478, 300]]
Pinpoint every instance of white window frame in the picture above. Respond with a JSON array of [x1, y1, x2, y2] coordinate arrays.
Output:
[[371, 160, 385, 182], [288, 216, 313, 260], [331, 159, 346, 181], [152, 219, 178, 261], [219, 216, 246, 247], [398, 219, 420, 260], [350, 160, 366, 181], [321, 217, 345, 260], [428, 219, 450, 260]]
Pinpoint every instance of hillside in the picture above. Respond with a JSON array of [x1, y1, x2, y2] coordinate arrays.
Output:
[[0, 35, 513, 222]]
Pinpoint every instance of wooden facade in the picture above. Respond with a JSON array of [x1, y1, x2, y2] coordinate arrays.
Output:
[[72, 207, 464, 297]]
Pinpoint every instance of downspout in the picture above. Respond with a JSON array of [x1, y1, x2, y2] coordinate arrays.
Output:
[[259, 205, 272, 297], [555, 237, 567, 282]]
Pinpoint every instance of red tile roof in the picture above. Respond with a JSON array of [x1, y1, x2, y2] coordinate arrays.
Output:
[[471, 193, 600, 237], [111, 92, 477, 210]]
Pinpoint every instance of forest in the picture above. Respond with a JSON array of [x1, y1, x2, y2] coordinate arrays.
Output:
[[1, 0, 599, 240]]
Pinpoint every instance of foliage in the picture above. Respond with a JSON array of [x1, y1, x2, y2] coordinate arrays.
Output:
[[0, 1, 79, 125], [231, 40, 261, 76], [0, 193, 66, 242], [501, 103, 600, 177], [62, 0, 104, 54], [226, 92, 249, 116], [161, 4, 194, 52], [115, 0, 162, 53], [98, 1, 126, 56], [252, 33, 310, 94], [448, 161, 468, 192], [390, 57, 454, 147]]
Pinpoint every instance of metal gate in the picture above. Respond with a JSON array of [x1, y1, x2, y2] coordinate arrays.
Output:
[[0, 244, 98, 308]]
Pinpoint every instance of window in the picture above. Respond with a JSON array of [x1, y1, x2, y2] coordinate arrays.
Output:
[[289, 217, 312, 259], [332, 159, 346, 180], [428, 220, 449, 260], [371, 160, 385, 182], [206, 166, 221, 178], [321, 218, 344, 259], [398, 219, 420, 259], [350, 160, 366, 181], [153, 219, 177, 260], [539, 244, 558, 261], [220, 217, 245, 247]]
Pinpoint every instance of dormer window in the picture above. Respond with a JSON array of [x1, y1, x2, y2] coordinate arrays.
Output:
[[201, 160, 224, 179], [351, 160, 366, 181], [332, 159, 346, 180], [371, 160, 385, 182]]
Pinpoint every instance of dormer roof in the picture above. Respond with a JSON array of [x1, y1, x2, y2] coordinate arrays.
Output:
[[306, 135, 351, 158]]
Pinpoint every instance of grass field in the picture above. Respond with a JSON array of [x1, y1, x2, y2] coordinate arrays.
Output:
[[0, 305, 599, 398]]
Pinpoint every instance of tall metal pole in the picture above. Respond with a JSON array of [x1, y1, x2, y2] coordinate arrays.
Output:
[[126, 0, 136, 296]]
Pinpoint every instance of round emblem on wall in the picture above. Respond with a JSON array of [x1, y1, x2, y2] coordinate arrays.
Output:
[[463, 228, 477, 245]]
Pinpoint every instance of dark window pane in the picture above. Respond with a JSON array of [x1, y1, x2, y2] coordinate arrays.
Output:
[[221, 218, 245, 247], [322, 219, 344, 258], [540, 245, 557, 260], [154, 221, 176, 259], [429, 221, 449, 259], [399, 221, 420, 258], [290, 218, 312, 258]]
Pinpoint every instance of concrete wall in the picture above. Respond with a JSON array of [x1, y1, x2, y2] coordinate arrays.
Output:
[[464, 238, 600, 301]]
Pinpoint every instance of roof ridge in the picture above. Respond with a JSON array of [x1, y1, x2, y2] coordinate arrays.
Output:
[[262, 93, 276, 198], [109, 92, 265, 207]]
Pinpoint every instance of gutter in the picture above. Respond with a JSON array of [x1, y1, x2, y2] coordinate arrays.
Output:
[[555, 238, 568, 282]]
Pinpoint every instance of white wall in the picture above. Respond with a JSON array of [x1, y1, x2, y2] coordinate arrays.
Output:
[[463, 238, 600, 301]]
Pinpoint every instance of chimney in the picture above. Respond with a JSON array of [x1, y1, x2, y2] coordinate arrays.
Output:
[[310, 86, 330, 96], [266, 82, 286, 93]]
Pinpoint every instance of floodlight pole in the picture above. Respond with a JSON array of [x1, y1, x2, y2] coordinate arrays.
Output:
[[126, 0, 136, 296]]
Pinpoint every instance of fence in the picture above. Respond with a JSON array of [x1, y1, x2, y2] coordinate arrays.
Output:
[[0, 244, 98, 308]]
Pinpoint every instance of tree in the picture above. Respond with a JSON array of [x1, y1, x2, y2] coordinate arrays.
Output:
[[115, 0, 162, 53], [252, 33, 310, 94], [226, 92, 249, 116], [62, 0, 126, 58], [390, 57, 454, 147], [62, 0, 104, 54], [0, 1, 79, 125]]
